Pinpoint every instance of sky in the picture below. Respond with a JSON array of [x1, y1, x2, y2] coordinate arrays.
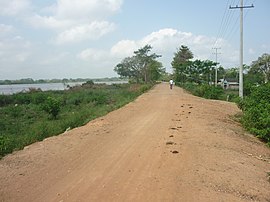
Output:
[[0, 0, 269, 80]]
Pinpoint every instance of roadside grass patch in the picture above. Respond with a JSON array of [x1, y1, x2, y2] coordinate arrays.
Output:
[[0, 83, 153, 157]]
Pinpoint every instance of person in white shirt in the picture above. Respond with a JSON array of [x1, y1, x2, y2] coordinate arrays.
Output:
[[169, 79, 173, 89]]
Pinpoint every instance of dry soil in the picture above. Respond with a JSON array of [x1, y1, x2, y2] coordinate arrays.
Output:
[[0, 83, 270, 202]]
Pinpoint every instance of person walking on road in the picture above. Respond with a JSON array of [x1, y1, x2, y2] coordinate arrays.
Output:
[[169, 79, 173, 89]]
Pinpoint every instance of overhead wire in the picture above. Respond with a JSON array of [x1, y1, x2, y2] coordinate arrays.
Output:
[[226, 0, 256, 43], [207, 0, 238, 63], [213, 0, 231, 47], [208, 0, 255, 67]]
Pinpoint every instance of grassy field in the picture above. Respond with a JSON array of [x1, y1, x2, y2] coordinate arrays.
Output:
[[0, 83, 152, 157]]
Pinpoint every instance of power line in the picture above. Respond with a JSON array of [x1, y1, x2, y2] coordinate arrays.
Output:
[[226, 0, 255, 44], [214, 0, 239, 47], [214, 0, 231, 47], [229, 0, 254, 98]]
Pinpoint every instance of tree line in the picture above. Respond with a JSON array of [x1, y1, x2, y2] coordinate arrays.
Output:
[[114, 44, 270, 88], [0, 77, 125, 85]]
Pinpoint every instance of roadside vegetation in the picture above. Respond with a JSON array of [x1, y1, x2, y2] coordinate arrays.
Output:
[[0, 83, 153, 157], [171, 45, 270, 145], [114, 44, 165, 83], [0, 44, 166, 158], [237, 83, 270, 145]]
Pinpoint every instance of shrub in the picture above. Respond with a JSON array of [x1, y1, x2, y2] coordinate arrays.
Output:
[[239, 83, 270, 144], [0, 95, 13, 107], [43, 96, 61, 119], [0, 135, 13, 157], [180, 83, 223, 100], [139, 84, 152, 93]]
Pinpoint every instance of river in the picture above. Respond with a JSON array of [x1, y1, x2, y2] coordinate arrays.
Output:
[[0, 81, 128, 95]]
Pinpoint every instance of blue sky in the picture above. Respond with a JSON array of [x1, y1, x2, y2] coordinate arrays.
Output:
[[0, 0, 269, 80]]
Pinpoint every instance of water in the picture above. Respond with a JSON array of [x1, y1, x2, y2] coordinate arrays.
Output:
[[0, 81, 128, 95]]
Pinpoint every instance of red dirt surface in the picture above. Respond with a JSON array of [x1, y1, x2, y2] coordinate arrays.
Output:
[[0, 83, 269, 202]]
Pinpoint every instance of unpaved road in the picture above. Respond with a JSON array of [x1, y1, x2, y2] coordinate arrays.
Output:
[[0, 83, 270, 202]]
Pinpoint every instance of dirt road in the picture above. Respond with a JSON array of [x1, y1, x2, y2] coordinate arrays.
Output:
[[0, 83, 270, 202]]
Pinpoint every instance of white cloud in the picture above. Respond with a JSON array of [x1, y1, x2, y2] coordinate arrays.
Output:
[[77, 28, 240, 74], [0, 24, 15, 37], [72, 28, 255, 83], [110, 40, 138, 58], [0, 0, 31, 16], [77, 48, 108, 61], [0, 0, 123, 46], [0, 35, 32, 63], [55, 0, 123, 20], [38, 52, 70, 65], [28, 14, 73, 30], [54, 21, 115, 44], [27, 0, 123, 31]]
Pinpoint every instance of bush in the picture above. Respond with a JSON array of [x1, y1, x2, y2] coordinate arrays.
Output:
[[179, 83, 223, 100], [139, 84, 152, 93], [43, 96, 61, 119], [0, 135, 13, 156], [239, 83, 270, 144]]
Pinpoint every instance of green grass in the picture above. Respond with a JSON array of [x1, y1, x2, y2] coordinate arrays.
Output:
[[0, 83, 153, 157]]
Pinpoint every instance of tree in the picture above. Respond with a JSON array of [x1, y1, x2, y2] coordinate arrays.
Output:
[[171, 45, 193, 82], [184, 59, 217, 84], [114, 45, 162, 83], [250, 53, 270, 83], [217, 66, 226, 80], [225, 67, 238, 80], [147, 60, 165, 81], [114, 56, 141, 82]]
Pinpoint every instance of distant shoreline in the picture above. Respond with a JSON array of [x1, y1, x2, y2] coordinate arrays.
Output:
[[0, 80, 129, 95], [0, 77, 127, 85]]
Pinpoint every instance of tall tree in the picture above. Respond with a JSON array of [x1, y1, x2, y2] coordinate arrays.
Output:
[[250, 53, 270, 83], [147, 60, 165, 81], [114, 45, 162, 83], [185, 59, 217, 84], [171, 45, 193, 82], [134, 45, 161, 82]]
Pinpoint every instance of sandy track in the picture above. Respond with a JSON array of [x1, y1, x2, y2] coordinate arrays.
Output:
[[0, 83, 269, 202]]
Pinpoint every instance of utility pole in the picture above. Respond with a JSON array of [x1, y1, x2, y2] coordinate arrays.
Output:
[[212, 47, 221, 86], [230, 0, 254, 98]]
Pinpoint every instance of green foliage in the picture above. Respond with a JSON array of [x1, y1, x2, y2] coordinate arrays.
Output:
[[171, 46, 217, 85], [81, 80, 95, 88], [196, 85, 224, 99], [114, 45, 162, 83], [237, 83, 270, 144], [43, 97, 61, 119], [250, 53, 270, 83], [139, 84, 152, 93], [179, 83, 223, 100], [0, 135, 13, 156], [0, 83, 152, 157], [171, 45, 193, 83]]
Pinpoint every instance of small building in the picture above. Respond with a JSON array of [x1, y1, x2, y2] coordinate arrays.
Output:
[[219, 78, 239, 90]]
